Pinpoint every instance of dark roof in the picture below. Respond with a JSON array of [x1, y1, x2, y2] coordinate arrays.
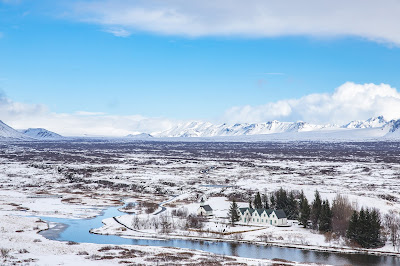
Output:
[[239, 207, 248, 214], [201, 205, 213, 211], [274, 209, 287, 219], [238, 207, 286, 218]]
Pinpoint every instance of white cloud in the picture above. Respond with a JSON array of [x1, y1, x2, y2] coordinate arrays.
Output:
[[67, 0, 400, 44], [0, 95, 177, 136], [103, 27, 131, 37], [223, 82, 400, 125], [2, 82, 400, 136]]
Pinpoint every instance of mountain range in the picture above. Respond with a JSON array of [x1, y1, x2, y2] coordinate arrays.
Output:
[[1, 116, 400, 141], [154, 116, 399, 139]]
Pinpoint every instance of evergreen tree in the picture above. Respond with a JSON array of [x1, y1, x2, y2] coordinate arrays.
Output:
[[262, 194, 270, 209], [275, 188, 288, 210], [299, 197, 310, 228], [311, 190, 322, 230], [347, 210, 359, 241], [270, 194, 276, 209], [358, 208, 367, 247], [346, 208, 382, 248], [368, 209, 382, 248], [248, 199, 253, 209], [319, 199, 332, 232], [228, 199, 240, 226], [254, 192, 263, 209], [299, 190, 305, 207], [287, 191, 298, 219]]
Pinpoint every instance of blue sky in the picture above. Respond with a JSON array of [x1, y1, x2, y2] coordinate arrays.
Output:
[[1, 0, 400, 135]]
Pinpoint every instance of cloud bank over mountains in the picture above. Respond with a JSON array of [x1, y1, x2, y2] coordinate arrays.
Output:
[[0, 82, 400, 136], [68, 0, 400, 44], [224, 82, 400, 125]]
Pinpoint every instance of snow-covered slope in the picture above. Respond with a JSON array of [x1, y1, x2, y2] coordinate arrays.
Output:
[[156, 120, 337, 138], [20, 128, 64, 140], [125, 133, 154, 139], [342, 116, 387, 129], [0, 121, 32, 141], [154, 116, 400, 140], [383, 119, 400, 138]]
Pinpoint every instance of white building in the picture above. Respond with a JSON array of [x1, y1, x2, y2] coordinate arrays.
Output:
[[197, 204, 213, 216], [239, 208, 287, 226]]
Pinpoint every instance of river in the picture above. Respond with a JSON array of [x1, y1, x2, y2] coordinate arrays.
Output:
[[39, 205, 400, 266]]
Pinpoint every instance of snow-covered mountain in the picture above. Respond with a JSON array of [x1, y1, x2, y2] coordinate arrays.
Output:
[[342, 116, 387, 129], [384, 119, 400, 137], [20, 128, 64, 140], [156, 120, 337, 138], [1, 116, 400, 141], [0, 121, 32, 140], [125, 133, 154, 139], [154, 116, 400, 140]]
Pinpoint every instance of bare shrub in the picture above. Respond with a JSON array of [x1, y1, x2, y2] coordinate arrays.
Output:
[[77, 251, 89, 255], [33, 239, 42, 243], [185, 214, 205, 229], [232, 233, 243, 240], [384, 211, 400, 250], [1, 248, 10, 259], [139, 201, 159, 214], [18, 249, 29, 254], [259, 233, 272, 242], [331, 194, 355, 236], [87, 254, 101, 260], [171, 207, 188, 218], [160, 214, 172, 234]]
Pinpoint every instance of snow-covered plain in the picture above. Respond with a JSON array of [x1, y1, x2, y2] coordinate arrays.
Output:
[[1, 140, 400, 265]]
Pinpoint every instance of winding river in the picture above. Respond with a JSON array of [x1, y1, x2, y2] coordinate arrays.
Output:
[[39, 205, 400, 266]]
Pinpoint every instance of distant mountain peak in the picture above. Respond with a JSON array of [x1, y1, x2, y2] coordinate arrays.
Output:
[[126, 133, 153, 139], [0, 121, 32, 140], [342, 116, 388, 129], [21, 128, 63, 140]]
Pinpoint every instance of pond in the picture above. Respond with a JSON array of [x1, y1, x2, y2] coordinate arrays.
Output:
[[39, 205, 400, 266]]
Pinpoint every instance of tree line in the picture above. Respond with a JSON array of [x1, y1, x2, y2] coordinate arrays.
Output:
[[229, 188, 388, 249]]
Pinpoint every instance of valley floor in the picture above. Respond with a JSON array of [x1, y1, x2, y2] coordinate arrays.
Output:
[[0, 141, 399, 265]]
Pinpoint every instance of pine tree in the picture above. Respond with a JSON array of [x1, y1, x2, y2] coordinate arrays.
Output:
[[368, 208, 382, 248], [287, 191, 298, 219], [311, 190, 322, 230], [228, 199, 240, 226], [275, 188, 288, 210], [263, 194, 270, 209], [299, 197, 310, 228], [319, 199, 332, 232], [358, 208, 367, 247], [299, 190, 305, 207], [346, 208, 382, 248], [347, 210, 359, 241], [254, 192, 263, 209], [270, 194, 276, 209], [248, 199, 253, 209]]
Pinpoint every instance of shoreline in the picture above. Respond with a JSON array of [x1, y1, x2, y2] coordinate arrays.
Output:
[[38, 211, 400, 259]]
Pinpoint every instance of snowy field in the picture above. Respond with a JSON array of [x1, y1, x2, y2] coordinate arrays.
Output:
[[1, 140, 400, 265]]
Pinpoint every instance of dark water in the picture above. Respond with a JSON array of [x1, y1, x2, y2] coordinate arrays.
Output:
[[39, 206, 400, 266]]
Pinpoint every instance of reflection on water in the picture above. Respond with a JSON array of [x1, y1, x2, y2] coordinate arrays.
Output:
[[39, 205, 399, 266]]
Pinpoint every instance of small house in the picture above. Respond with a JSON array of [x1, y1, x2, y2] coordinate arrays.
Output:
[[197, 204, 213, 216]]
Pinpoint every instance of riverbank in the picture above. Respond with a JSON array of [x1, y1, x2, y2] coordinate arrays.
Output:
[[0, 212, 312, 266], [96, 215, 400, 259]]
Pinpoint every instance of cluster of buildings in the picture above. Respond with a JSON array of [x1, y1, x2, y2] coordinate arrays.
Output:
[[238, 207, 288, 226], [197, 200, 288, 226]]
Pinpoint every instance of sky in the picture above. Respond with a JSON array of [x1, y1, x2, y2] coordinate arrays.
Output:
[[1, 0, 400, 136]]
